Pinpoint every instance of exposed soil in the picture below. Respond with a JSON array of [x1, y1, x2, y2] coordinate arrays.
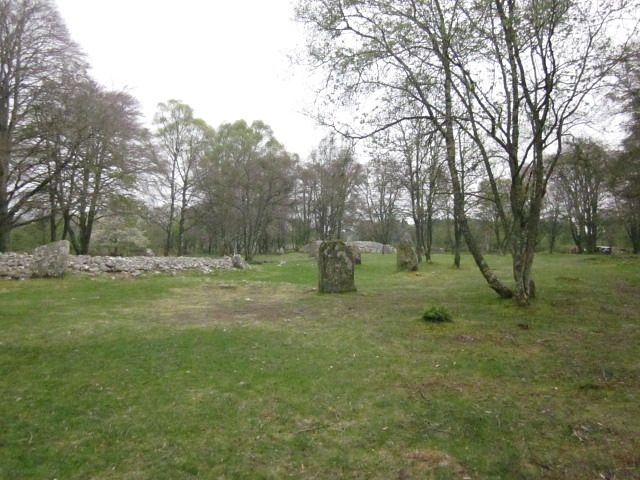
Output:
[[152, 281, 321, 328]]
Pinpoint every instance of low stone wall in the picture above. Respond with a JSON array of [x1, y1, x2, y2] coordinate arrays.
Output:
[[0, 253, 249, 280]]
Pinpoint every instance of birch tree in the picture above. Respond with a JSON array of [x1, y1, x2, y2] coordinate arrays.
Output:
[[152, 100, 212, 256]]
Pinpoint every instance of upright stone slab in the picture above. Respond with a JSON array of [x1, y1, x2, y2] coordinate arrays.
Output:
[[396, 239, 418, 271], [305, 240, 323, 258], [231, 254, 250, 269], [31, 240, 70, 278], [347, 244, 362, 265], [318, 240, 357, 293]]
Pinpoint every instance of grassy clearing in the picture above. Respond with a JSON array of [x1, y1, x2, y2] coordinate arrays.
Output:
[[1, 253, 639, 479]]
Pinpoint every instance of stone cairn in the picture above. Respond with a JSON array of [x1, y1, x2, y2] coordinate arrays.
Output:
[[0, 242, 250, 280], [396, 238, 419, 272], [317, 240, 357, 293]]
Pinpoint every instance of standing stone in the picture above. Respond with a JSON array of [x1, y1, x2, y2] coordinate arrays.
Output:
[[231, 254, 250, 269], [347, 244, 362, 265], [31, 240, 70, 278], [396, 239, 418, 271], [305, 240, 323, 258], [318, 240, 357, 293]]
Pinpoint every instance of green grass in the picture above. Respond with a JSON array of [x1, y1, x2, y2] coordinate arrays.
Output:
[[1, 253, 639, 479]]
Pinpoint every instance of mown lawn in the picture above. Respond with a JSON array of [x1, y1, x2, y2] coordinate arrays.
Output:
[[1, 253, 639, 479]]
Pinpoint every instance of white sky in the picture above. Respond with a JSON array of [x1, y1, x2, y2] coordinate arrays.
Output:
[[54, 0, 327, 157]]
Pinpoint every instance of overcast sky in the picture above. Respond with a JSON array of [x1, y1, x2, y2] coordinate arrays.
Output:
[[54, 0, 327, 157]]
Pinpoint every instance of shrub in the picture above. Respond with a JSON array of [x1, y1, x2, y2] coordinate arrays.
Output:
[[422, 304, 452, 322]]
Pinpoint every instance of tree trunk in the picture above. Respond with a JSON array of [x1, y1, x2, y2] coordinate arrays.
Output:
[[49, 198, 58, 242], [425, 212, 433, 262], [442, 59, 512, 298], [164, 198, 175, 256], [0, 212, 9, 252], [413, 214, 424, 263], [0, 131, 11, 252], [62, 209, 80, 255], [453, 216, 461, 269]]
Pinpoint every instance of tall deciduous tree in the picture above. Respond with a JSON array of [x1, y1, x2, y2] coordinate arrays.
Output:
[[199, 120, 295, 260], [552, 139, 611, 254], [476, 178, 512, 254], [306, 135, 362, 240], [385, 121, 448, 262], [0, 0, 86, 251], [611, 42, 640, 253], [152, 100, 212, 256], [358, 152, 402, 247], [290, 163, 316, 249], [296, 0, 634, 304], [39, 81, 148, 254]]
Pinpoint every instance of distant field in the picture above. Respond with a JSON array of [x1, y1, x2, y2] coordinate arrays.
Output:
[[1, 253, 639, 479]]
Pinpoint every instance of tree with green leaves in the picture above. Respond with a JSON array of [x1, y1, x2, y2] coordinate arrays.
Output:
[[358, 151, 402, 247], [306, 135, 363, 241], [290, 162, 316, 249], [199, 120, 295, 260], [476, 178, 512, 254], [551, 139, 611, 254], [152, 100, 213, 256]]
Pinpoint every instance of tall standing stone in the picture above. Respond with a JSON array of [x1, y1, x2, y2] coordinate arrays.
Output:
[[31, 240, 70, 278], [396, 239, 418, 271], [318, 240, 357, 293]]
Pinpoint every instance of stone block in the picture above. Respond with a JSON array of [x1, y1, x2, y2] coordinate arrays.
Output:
[[348, 244, 362, 265], [396, 239, 418, 271], [318, 240, 357, 293], [31, 240, 70, 278]]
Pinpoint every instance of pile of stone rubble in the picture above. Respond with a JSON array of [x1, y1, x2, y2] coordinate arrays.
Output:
[[0, 242, 249, 280]]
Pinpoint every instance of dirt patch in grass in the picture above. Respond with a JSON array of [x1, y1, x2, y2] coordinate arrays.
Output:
[[400, 450, 470, 479], [151, 281, 321, 328]]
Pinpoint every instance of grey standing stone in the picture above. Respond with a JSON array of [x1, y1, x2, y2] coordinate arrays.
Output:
[[396, 239, 418, 271], [318, 240, 357, 293], [31, 240, 70, 278], [231, 254, 250, 269], [348, 244, 362, 265], [305, 240, 323, 258]]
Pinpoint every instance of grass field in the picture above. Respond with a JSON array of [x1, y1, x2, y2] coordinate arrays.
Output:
[[1, 252, 639, 479]]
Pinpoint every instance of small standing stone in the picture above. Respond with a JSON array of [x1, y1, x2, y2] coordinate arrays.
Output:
[[396, 239, 418, 271], [318, 240, 357, 293], [305, 240, 323, 258], [348, 244, 362, 265], [31, 240, 70, 278], [231, 254, 250, 269]]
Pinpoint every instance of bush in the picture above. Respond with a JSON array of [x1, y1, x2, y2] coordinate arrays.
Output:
[[422, 304, 452, 322]]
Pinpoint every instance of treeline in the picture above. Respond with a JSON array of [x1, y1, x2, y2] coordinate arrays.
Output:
[[2, 0, 639, 269]]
